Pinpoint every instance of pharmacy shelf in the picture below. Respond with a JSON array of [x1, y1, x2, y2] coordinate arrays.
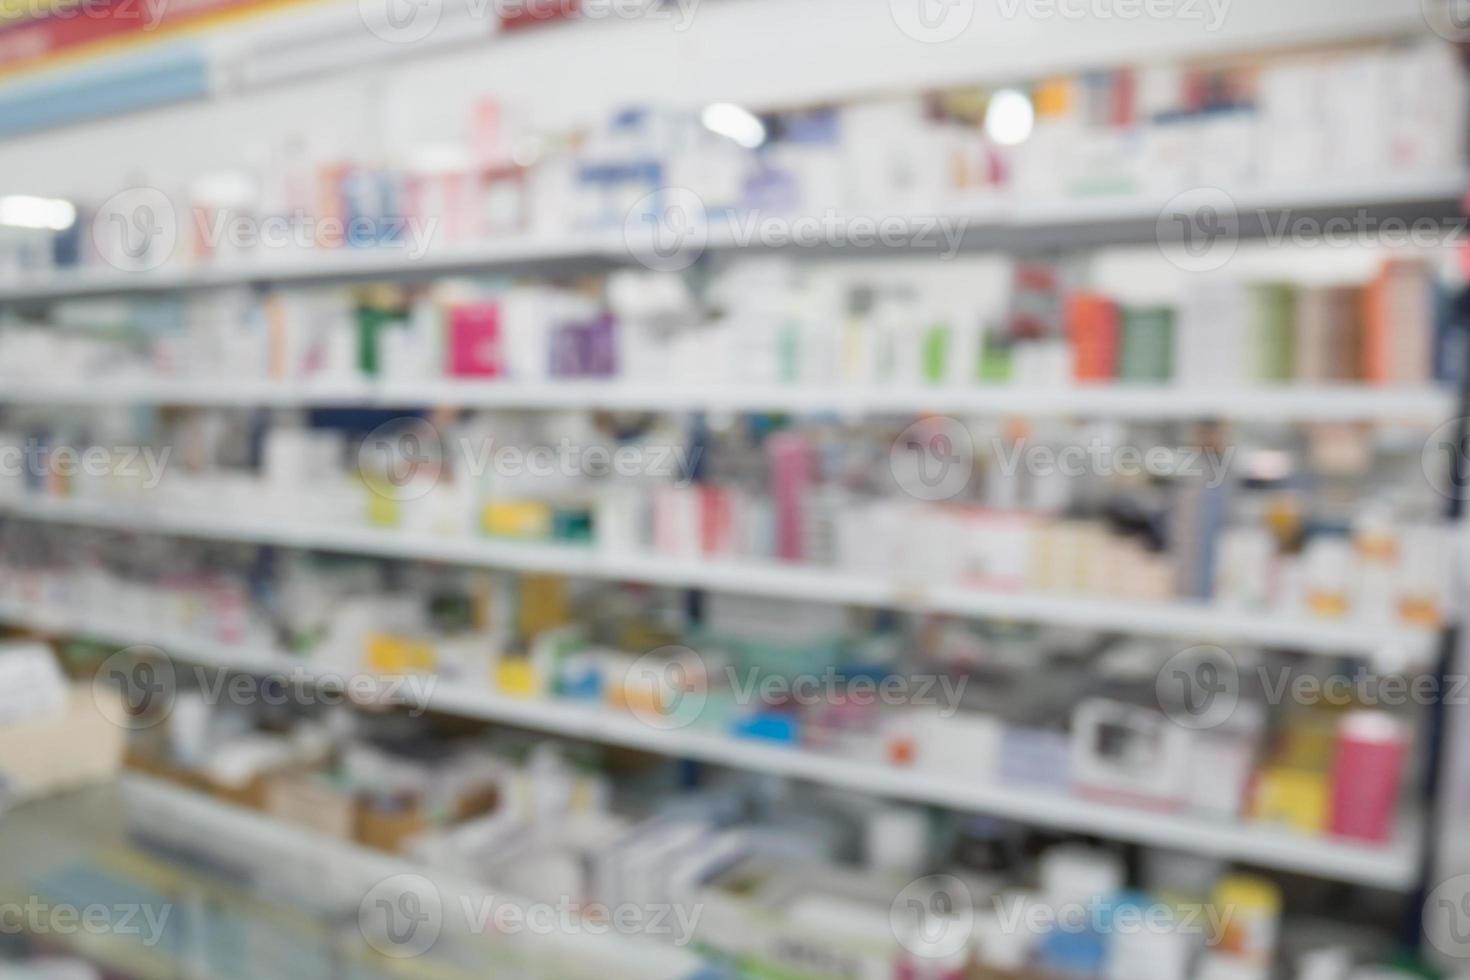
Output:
[[0, 172, 1462, 303], [114, 774, 704, 980], [0, 495, 1436, 659], [11, 785, 694, 979], [0, 378, 380, 407], [424, 685, 1424, 891], [0, 228, 634, 302], [0, 377, 1456, 421], [0, 600, 1422, 890]]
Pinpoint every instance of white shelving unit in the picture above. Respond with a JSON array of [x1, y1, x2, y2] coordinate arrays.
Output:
[[0, 164, 1458, 909], [0, 495, 1436, 660], [0, 598, 1420, 891], [0, 378, 1454, 421]]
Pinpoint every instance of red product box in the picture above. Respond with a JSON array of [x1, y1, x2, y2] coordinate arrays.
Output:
[[1329, 711, 1408, 843], [448, 301, 503, 378]]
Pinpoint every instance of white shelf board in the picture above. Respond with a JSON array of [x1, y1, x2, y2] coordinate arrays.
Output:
[[1006, 170, 1467, 225], [0, 600, 1420, 890], [0, 378, 1454, 421], [0, 172, 1461, 302], [0, 378, 379, 407], [0, 228, 633, 302], [0, 495, 1434, 659], [377, 381, 1457, 421]]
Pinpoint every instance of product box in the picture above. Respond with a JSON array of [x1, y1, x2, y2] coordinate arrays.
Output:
[[1187, 706, 1264, 818], [999, 725, 1071, 791], [205, 772, 274, 811], [1070, 698, 1191, 809], [695, 860, 898, 980], [267, 772, 358, 840], [1328, 711, 1407, 843], [0, 683, 125, 807], [1250, 766, 1330, 835], [358, 800, 428, 853], [885, 708, 1000, 785], [448, 301, 503, 378], [482, 500, 553, 539], [363, 632, 438, 675], [124, 746, 210, 793]]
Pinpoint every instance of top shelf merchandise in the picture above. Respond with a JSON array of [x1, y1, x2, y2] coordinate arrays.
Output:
[[0, 36, 1461, 297]]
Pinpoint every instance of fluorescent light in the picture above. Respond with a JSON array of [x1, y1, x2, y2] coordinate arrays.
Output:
[[0, 195, 76, 231], [985, 88, 1034, 147], [701, 102, 766, 149]]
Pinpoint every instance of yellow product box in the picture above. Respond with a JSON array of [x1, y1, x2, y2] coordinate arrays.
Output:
[[1249, 766, 1330, 835], [362, 477, 403, 527], [496, 656, 542, 698], [604, 656, 667, 719], [1212, 874, 1283, 966], [519, 574, 570, 638], [364, 633, 437, 674], [1398, 593, 1441, 629], [1034, 78, 1074, 118], [1277, 712, 1340, 771], [482, 500, 553, 539], [1305, 588, 1351, 620]]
